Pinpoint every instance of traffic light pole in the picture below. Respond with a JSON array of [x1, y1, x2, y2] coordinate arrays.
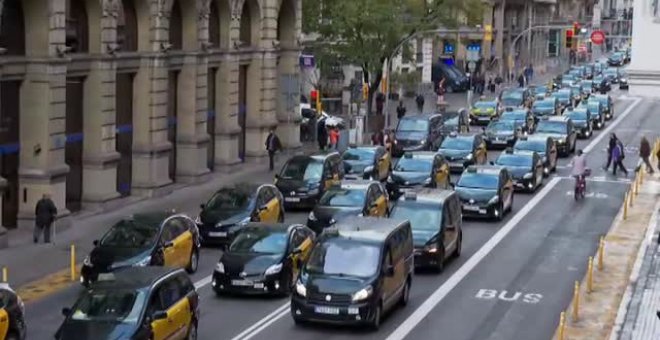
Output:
[[508, 25, 572, 81]]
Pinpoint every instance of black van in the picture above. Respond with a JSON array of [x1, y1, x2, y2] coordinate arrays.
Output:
[[275, 152, 345, 209], [432, 62, 470, 93], [390, 188, 462, 272], [393, 114, 444, 157], [291, 216, 413, 330]]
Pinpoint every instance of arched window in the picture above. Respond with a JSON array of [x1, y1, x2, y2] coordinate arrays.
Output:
[[239, 1, 255, 46], [169, 0, 183, 50], [0, 0, 26, 55], [277, 0, 296, 46], [118, 0, 138, 51], [209, 1, 220, 47], [66, 0, 89, 53]]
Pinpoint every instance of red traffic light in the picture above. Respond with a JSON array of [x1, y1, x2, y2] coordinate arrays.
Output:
[[310, 90, 318, 102], [566, 29, 574, 38]]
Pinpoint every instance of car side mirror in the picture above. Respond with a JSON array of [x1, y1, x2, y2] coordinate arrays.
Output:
[[163, 241, 174, 249], [384, 265, 395, 277], [274, 174, 280, 180], [152, 310, 168, 320], [61, 307, 72, 317], [93, 240, 99, 246], [291, 247, 303, 256]]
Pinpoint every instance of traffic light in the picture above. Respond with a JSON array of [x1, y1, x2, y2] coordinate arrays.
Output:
[[573, 22, 580, 36], [362, 83, 369, 101], [310, 89, 321, 115], [565, 29, 574, 49]]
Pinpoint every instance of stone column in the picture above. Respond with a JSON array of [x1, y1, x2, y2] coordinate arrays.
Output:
[[482, 4, 495, 73], [213, 53, 242, 169], [276, 48, 302, 148], [627, 0, 660, 97], [244, 54, 276, 159]]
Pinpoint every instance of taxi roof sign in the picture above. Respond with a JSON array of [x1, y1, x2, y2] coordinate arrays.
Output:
[[448, 132, 458, 138], [404, 191, 417, 200], [97, 273, 116, 282], [504, 147, 514, 154]]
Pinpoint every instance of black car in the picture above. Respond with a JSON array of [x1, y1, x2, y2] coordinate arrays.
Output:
[[608, 53, 624, 67], [390, 188, 462, 272], [584, 99, 606, 129], [455, 166, 514, 221], [386, 152, 451, 196], [291, 216, 414, 330], [342, 146, 391, 181], [592, 75, 612, 93], [563, 107, 593, 138], [56, 267, 199, 340], [394, 114, 444, 156], [493, 149, 544, 193], [80, 212, 201, 286], [196, 184, 284, 246], [603, 68, 620, 84], [535, 116, 577, 156], [619, 71, 629, 90], [532, 97, 560, 119], [308, 180, 389, 234], [439, 116, 469, 136], [483, 119, 520, 149], [275, 153, 344, 209], [437, 133, 488, 173], [0, 283, 26, 340], [500, 108, 535, 133], [212, 223, 315, 296], [513, 136, 558, 176], [554, 89, 573, 109], [593, 94, 614, 120], [499, 88, 532, 109]]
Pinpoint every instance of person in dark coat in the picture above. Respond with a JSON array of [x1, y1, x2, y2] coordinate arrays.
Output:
[[639, 136, 654, 173], [604, 133, 618, 170], [518, 73, 525, 88], [612, 139, 628, 176], [376, 93, 385, 115], [265, 127, 282, 171], [317, 120, 328, 151], [34, 193, 57, 243], [415, 94, 425, 112], [396, 101, 407, 120]]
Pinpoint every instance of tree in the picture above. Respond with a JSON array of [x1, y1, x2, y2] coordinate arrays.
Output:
[[303, 0, 485, 115]]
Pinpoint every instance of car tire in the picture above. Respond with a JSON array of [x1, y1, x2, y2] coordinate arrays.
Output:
[[446, 85, 454, 94], [186, 321, 198, 340], [454, 231, 462, 258], [370, 304, 382, 330], [399, 279, 411, 307], [507, 194, 514, 213], [293, 316, 306, 326], [435, 247, 445, 273], [186, 249, 199, 274], [495, 202, 504, 221]]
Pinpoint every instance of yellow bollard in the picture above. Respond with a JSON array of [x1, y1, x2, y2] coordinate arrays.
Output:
[[598, 236, 605, 271], [629, 188, 634, 207], [587, 257, 594, 293], [1, 267, 7, 282], [572, 280, 580, 321], [640, 167, 645, 185], [623, 192, 629, 220], [558, 312, 566, 340], [635, 174, 640, 196], [70, 244, 76, 281]]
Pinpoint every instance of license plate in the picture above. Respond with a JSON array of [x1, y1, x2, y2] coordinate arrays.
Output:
[[285, 197, 300, 202], [493, 139, 507, 144], [208, 232, 227, 237], [253, 283, 264, 289], [231, 280, 253, 286], [463, 205, 480, 211], [314, 306, 340, 315]]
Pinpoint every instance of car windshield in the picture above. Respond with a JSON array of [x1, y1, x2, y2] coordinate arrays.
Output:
[[496, 154, 532, 167], [390, 203, 441, 231], [318, 189, 366, 207], [395, 157, 432, 172], [342, 148, 375, 162], [100, 220, 159, 248], [587, 102, 600, 113], [534, 100, 554, 109], [501, 112, 525, 121], [229, 229, 288, 254], [556, 91, 570, 99], [487, 121, 515, 132], [537, 121, 567, 134], [70, 289, 147, 324], [440, 138, 473, 151], [581, 82, 593, 89], [398, 118, 428, 132], [305, 239, 380, 278], [565, 110, 588, 120], [514, 140, 545, 153], [502, 90, 523, 100], [604, 69, 617, 76], [205, 189, 252, 211], [280, 159, 323, 181], [474, 102, 496, 109], [457, 173, 499, 190]]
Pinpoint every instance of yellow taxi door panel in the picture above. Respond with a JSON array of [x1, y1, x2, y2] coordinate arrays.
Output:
[[265, 198, 279, 222], [171, 298, 192, 340], [162, 242, 178, 269], [150, 313, 177, 340], [435, 164, 449, 187], [0, 308, 9, 340], [175, 231, 194, 268], [369, 195, 386, 217]]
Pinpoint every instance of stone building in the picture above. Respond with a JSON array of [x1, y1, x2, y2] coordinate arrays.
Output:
[[0, 0, 302, 230]]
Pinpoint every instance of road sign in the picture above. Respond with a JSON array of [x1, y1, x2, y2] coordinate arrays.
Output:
[[590, 30, 605, 45]]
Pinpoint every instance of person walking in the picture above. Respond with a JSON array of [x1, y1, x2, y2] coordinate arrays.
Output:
[[396, 101, 407, 120], [517, 73, 525, 88], [639, 136, 655, 173], [376, 92, 385, 115], [34, 193, 57, 243], [317, 120, 328, 151], [329, 127, 340, 150], [437, 78, 446, 109], [612, 139, 628, 176], [415, 94, 425, 113], [265, 127, 282, 171], [604, 133, 618, 170]]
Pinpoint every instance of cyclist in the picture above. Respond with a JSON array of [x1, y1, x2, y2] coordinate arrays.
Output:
[[570, 149, 589, 194]]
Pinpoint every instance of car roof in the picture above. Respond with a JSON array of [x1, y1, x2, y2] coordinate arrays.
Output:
[[465, 165, 503, 175], [398, 187, 454, 204], [401, 114, 442, 120], [129, 211, 175, 227], [503, 150, 535, 158], [545, 116, 570, 122], [337, 180, 377, 190], [241, 222, 299, 234], [91, 267, 182, 290], [214, 183, 259, 195], [518, 135, 550, 143], [327, 216, 409, 243], [403, 151, 437, 159], [311, 152, 340, 161]]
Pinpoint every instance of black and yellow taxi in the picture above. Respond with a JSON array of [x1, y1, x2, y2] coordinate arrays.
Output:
[[212, 223, 315, 296], [455, 166, 514, 221], [483, 119, 520, 149], [535, 116, 577, 156], [390, 189, 462, 272], [500, 108, 535, 133], [342, 145, 391, 181], [393, 114, 445, 156], [307, 180, 389, 234], [493, 149, 544, 193], [80, 212, 200, 286], [553, 89, 573, 109], [583, 99, 605, 129], [0, 283, 26, 340], [563, 107, 593, 138], [569, 84, 584, 105], [513, 135, 558, 176], [196, 184, 284, 247], [386, 152, 451, 195], [531, 97, 560, 119], [291, 216, 413, 330], [437, 132, 488, 173], [469, 99, 500, 125], [56, 267, 199, 340], [529, 84, 551, 100], [592, 94, 614, 120], [275, 152, 344, 209]]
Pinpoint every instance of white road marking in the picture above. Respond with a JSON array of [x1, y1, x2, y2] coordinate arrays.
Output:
[[564, 191, 610, 198], [474, 289, 543, 304], [556, 176, 631, 184], [230, 302, 290, 340], [583, 97, 642, 154], [194, 275, 212, 290]]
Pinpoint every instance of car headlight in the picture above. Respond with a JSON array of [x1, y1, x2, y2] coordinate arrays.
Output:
[[465, 153, 473, 161], [238, 216, 251, 225], [620, 78, 627, 82], [265, 263, 283, 276], [424, 177, 432, 185], [134, 255, 151, 267], [557, 139, 565, 144], [387, 177, 394, 183], [351, 286, 373, 302], [83, 256, 92, 267], [295, 280, 307, 297], [424, 243, 438, 253], [308, 211, 317, 221], [420, 140, 426, 146], [329, 218, 337, 225], [488, 195, 500, 204], [215, 262, 225, 273], [523, 172, 533, 179], [543, 156, 548, 163], [363, 165, 374, 174]]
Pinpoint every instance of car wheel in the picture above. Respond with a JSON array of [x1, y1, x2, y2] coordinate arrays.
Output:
[[399, 279, 411, 307], [507, 194, 514, 213], [435, 247, 445, 273], [187, 321, 198, 340], [446, 85, 454, 94], [454, 231, 462, 258], [370, 304, 382, 330], [186, 249, 199, 274]]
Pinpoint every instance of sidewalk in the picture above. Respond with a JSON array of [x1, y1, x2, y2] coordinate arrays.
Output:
[[0, 143, 317, 297]]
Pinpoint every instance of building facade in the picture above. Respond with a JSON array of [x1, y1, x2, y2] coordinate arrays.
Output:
[[628, 0, 660, 97], [0, 0, 302, 230]]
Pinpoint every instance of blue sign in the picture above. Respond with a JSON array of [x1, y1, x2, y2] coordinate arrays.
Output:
[[467, 44, 481, 52], [443, 43, 455, 54], [299, 54, 315, 68]]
